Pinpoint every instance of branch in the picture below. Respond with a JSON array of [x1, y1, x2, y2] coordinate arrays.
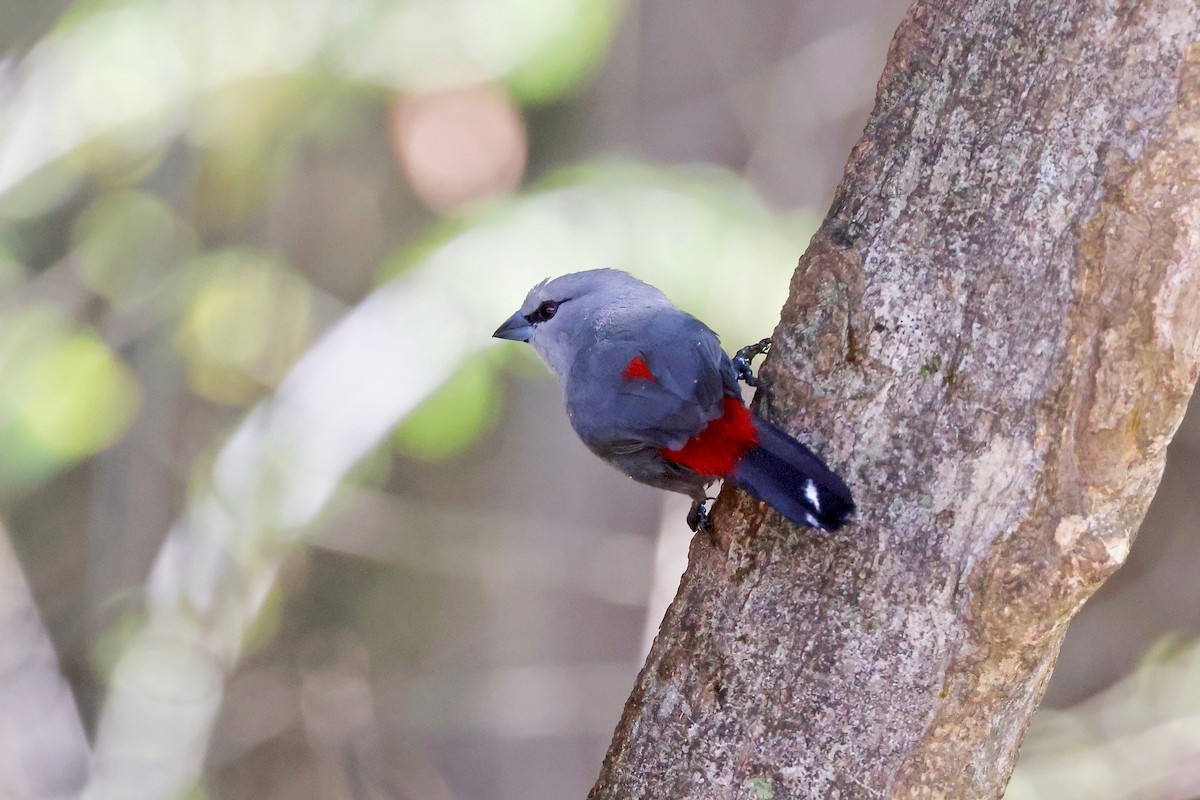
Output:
[[591, 2, 1200, 797]]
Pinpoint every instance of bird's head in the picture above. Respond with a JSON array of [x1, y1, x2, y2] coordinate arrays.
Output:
[[492, 269, 670, 378]]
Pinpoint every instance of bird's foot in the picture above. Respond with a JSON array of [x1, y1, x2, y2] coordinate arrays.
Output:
[[687, 500, 712, 533], [733, 338, 772, 387]]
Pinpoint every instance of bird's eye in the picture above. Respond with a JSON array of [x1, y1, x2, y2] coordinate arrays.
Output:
[[536, 301, 559, 321]]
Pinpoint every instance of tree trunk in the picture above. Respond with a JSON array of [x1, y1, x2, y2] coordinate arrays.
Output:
[[591, 2, 1200, 798]]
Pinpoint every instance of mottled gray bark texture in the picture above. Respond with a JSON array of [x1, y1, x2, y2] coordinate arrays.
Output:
[[591, 2, 1200, 799]]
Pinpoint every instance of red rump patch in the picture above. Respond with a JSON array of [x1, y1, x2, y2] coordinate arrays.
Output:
[[660, 397, 759, 477], [622, 356, 655, 382]]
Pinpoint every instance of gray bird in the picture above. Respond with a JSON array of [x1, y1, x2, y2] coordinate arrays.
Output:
[[492, 269, 854, 531]]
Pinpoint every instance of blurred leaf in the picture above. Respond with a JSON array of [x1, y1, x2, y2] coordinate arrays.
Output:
[[503, 0, 625, 103], [502, 343, 553, 378], [71, 139, 168, 192], [0, 160, 83, 222], [89, 608, 147, 684], [176, 249, 313, 405], [0, 240, 29, 292], [191, 76, 370, 229], [55, 0, 143, 33], [393, 352, 503, 461], [0, 0, 626, 202], [242, 580, 287, 658], [344, 443, 395, 490], [0, 306, 141, 491], [73, 189, 193, 305], [53, 3, 189, 155], [181, 782, 209, 800], [374, 214, 475, 287], [344, 0, 624, 101]]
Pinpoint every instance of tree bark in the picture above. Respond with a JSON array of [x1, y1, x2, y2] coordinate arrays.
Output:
[[591, 2, 1200, 798]]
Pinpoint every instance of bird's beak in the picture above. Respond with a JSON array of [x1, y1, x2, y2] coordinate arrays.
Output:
[[492, 311, 534, 342]]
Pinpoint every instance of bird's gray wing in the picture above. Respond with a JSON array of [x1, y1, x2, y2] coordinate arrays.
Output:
[[564, 312, 736, 455]]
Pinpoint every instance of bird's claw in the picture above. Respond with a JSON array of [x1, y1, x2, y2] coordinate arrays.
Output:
[[687, 500, 712, 533], [733, 338, 772, 387]]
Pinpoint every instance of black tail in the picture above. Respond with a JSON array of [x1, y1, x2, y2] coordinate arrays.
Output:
[[730, 416, 855, 531]]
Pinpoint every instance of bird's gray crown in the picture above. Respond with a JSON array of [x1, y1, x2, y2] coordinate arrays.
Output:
[[519, 269, 665, 316], [516, 269, 674, 379]]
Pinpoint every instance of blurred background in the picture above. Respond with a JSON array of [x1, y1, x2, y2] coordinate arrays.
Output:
[[0, 1, 1196, 798]]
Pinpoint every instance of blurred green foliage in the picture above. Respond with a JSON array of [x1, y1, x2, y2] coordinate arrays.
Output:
[[0, 0, 638, 496], [0, 241, 29, 292], [0, 305, 140, 492], [0, 1, 815, 792], [394, 352, 505, 461], [74, 190, 193, 305], [191, 77, 367, 230], [0, 0, 628, 196], [501, 0, 624, 102], [176, 249, 313, 404]]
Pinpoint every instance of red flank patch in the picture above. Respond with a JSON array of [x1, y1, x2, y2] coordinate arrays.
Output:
[[622, 356, 655, 382], [661, 397, 759, 477]]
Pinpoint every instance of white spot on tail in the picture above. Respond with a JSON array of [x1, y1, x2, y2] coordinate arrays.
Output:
[[804, 479, 821, 512]]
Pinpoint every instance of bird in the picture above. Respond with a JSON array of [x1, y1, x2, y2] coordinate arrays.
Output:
[[492, 269, 854, 532]]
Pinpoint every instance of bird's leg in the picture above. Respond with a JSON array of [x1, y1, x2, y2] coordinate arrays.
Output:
[[687, 500, 712, 533], [733, 338, 772, 387]]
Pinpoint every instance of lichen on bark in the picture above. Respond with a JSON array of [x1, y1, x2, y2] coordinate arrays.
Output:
[[590, 1, 1200, 798]]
